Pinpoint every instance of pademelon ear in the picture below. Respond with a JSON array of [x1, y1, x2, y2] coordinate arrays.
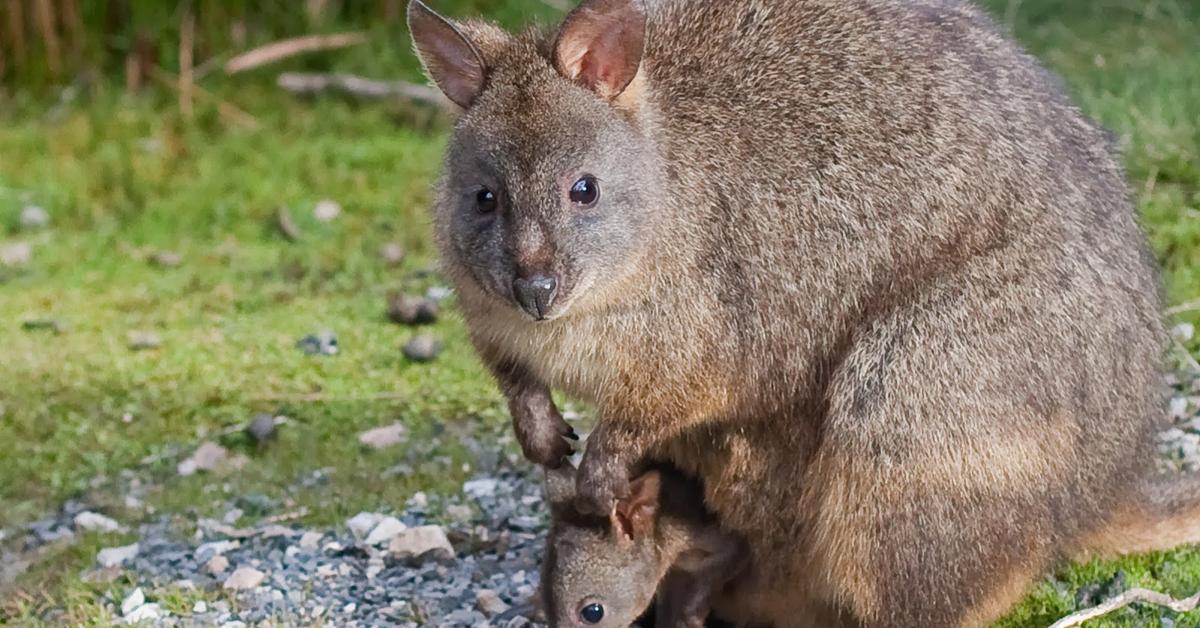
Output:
[[408, 0, 488, 108], [553, 0, 646, 100], [544, 462, 579, 507], [611, 469, 661, 543]]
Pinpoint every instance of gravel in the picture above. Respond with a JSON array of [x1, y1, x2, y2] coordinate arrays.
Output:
[[78, 467, 548, 626]]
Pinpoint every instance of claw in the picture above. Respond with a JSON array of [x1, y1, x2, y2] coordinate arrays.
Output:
[[565, 429, 579, 441]]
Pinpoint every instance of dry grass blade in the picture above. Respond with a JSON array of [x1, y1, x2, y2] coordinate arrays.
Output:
[[1167, 298, 1200, 316], [32, 0, 60, 76], [275, 207, 301, 242], [179, 11, 195, 118], [225, 32, 367, 75], [276, 72, 448, 107], [149, 67, 259, 129], [1049, 588, 1200, 628]]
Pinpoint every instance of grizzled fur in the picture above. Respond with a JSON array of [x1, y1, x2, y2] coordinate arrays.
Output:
[[410, 0, 1194, 625]]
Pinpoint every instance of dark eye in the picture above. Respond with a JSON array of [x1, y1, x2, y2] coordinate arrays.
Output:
[[579, 603, 604, 624], [569, 176, 599, 207], [476, 188, 498, 213]]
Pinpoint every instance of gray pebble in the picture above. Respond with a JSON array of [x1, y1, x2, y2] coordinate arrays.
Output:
[[20, 205, 50, 229], [403, 334, 443, 362]]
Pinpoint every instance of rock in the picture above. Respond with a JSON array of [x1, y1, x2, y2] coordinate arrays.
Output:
[[74, 511, 121, 533], [206, 555, 230, 575], [223, 566, 266, 590], [358, 423, 408, 450], [123, 603, 163, 624], [425, 285, 453, 303], [446, 504, 473, 522], [364, 516, 407, 546], [149, 250, 183, 268], [121, 588, 146, 615], [19, 205, 49, 229], [298, 531, 323, 550], [463, 478, 499, 499], [127, 331, 161, 351], [1170, 396, 1190, 420], [477, 589, 510, 617], [177, 441, 229, 476], [403, 334, 443, 362], [245, 414, 279, 445], [313, 199, 342, 222], [193, 601, 208, 614], [1, 241, 33, 266], [387, 293, 439, 326], [196, 540, 241, 560], [379, 242, 406, 266], [387, 525, 454, 563], [296, 331, 338, 356], [347, 512, 385, 540], [97, 542, 140, 567], [220, 622, 247, 628], [1172, 323, 1195, 342]]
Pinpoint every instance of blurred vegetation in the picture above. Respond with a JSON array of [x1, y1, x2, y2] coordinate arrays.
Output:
[[0, 0, 1197, 626]]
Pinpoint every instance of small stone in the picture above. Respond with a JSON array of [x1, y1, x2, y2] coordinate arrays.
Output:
[[193, 601, 208, 614], [206, 555, 230, 575], [347, 512, 385, 539], [299, 531, 323, 550], [245, 414, 278, 444], [425, 285, 453, 303], [223, 566, 266, 590], [463, 478, 498, 499], [0, 241, 32, 267], [387, 525, 454, 563], [387, 293, 439, 326], [358, 423, 408, 450], [19, 205, 49, 229], [123, 603, 163, 623], [127, 331, 161, 351], [403, 334, 443, 362], [314, 199, 342, 222], [365, 516, 408, 546], [379, 242, 406, 266], [121, 588, 146, 615], [178, 441, 229, 476], [342, 602, 357, 614], [149, 250, 183, 268], [97, 542, 140, 567], [477, 589, 509, 617], [1172, 323, 1195, 342], [407, 491, 428, 509], [219, 622, 247, 628], [197, 540, 241, 560], [74, 511, 121, 533], [1170, 396, 1190, 420], [296, 330, 338, 355], [446, 504, 473, 522]]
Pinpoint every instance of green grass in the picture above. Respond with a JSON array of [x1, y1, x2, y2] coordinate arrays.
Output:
[[1, 0, 1198, 625]]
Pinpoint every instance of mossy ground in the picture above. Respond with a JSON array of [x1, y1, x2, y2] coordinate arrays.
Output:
[[1, 0, 1197, 625]]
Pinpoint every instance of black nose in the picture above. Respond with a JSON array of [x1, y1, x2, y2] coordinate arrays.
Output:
[[512, 274, 558, 320]]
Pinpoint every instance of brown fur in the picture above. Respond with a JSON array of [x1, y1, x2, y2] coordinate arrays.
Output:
[[408, 0, 1180, 625], [541, 464, 748, 628]]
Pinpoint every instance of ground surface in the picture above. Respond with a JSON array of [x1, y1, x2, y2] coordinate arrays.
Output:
[[0, 0, 1198, 626]]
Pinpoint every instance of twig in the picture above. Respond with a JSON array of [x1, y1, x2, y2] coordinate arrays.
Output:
[[1049, 588, 1200, 628], [1167, 298, 1200, 316], [179, 10, 195, 118], [275, 206, 301, 242], [225, 32, 367, 75], [250, 391, 408, 403], [276, 72, 447, 108], [149, 66, 259, 129]]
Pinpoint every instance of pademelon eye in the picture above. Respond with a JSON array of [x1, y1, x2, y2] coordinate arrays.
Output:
[[476, 188, 498, 213], [569, 176, 599, 207], [579, 602, 604, 624]]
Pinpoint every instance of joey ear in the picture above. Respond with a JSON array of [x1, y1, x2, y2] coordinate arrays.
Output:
[[553, 0, 646, 100], [407, 0, 488, 108], [544, 462, 578, 507], [611, 470, 661, 542]]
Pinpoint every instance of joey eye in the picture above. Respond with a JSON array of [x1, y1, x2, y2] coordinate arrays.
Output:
[[569, 176, 599, 207], [476, 188, 498, 214], [579, 602, 604, 624]]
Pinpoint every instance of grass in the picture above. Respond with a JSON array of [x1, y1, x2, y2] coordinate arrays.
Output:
[[0, 0, 1197, 625]]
